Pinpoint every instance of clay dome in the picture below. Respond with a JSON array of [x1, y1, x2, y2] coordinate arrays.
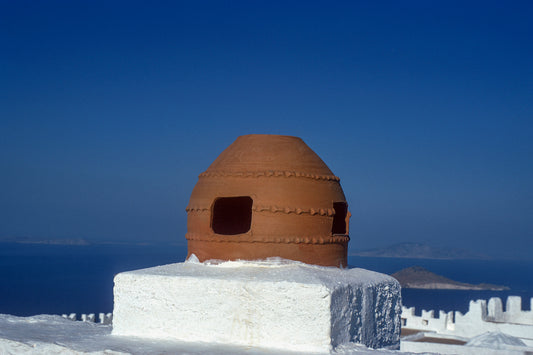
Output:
[[185, 134, 350, 267]]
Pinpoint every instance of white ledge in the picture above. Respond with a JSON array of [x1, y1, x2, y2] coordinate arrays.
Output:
[[112, 258, 401, 353]]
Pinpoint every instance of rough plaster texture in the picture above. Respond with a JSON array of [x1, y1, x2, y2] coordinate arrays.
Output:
[[112, 258, 401, 353]]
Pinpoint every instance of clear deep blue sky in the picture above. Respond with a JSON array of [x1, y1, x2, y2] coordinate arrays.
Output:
[[1, 1, 532, 258]]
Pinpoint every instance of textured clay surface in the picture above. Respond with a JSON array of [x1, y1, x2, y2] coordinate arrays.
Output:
[[186, 134, 350, 267]]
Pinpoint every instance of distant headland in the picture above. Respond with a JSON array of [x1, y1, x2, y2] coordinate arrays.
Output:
[[391, 266, 509, 290], [0, 237, 90, 246], [351, 242, 490, 260]]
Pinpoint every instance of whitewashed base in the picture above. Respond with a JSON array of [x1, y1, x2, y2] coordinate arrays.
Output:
[[112, 259, 401, 353]]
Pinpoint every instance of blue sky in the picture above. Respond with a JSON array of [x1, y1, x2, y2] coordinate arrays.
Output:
[[1, 1, 531, 258]]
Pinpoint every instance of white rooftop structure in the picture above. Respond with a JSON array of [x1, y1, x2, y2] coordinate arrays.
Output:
[[112, 257, 402, 353]]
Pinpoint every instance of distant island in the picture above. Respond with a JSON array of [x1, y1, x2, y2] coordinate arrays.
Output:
[[0, 236, 181, 247], [351, 242, 489, 260], [0, 237, 90, 246], [391, 266, 509, 290]]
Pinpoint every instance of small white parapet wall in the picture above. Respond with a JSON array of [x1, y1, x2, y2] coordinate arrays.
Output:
[[112, 257, 401, 353], [401, 296, 533, 346], [61, 312, 113, 324]]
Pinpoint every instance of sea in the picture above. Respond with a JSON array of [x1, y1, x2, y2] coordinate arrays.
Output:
[[0, 243, 532, 317]]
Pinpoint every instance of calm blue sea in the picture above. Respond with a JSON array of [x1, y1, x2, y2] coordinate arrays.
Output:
[[0, 243, 531, 316], [348, 256, 533, 314]]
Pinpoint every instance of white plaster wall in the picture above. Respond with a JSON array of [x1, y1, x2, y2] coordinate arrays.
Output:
[[112, 260, 401, 353], [401, 297, 533, 346]]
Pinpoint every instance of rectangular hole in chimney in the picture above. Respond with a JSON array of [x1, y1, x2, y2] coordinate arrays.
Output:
[[211, 196, 253, 235]]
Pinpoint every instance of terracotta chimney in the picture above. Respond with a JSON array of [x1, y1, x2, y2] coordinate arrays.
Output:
[[186, 134, 350, 267]]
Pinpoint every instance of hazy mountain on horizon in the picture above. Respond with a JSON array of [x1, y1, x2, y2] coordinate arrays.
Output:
[[0, 236, 91, 246], [351, 242, 490, 260], [391, 266, 509, 290], [0, 236, 186, 247]]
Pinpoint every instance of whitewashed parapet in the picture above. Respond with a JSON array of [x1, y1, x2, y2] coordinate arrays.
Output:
[[401, 296, 533, 346], [99, 312, 113, 324], [81, 313, 95, 322], [61, 313, 77, 321], [61, 313, 112, 324], [487, 296, 533, 325], [401, 306, 455, 332]]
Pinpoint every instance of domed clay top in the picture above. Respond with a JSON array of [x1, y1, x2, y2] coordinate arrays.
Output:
[[205, 134, 335, 177], [186, 134, 350, 267]]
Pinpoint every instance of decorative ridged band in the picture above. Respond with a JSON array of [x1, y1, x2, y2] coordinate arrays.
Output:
[[253, 205, 335, 216], [198, 170, 340, 182], [185, 206, 210, 212], [186, 205, 336, 216], [186, 232, 349, 245]]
